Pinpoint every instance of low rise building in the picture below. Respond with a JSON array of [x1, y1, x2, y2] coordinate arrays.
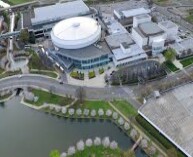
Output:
[[105, 19, 147, 67], [27, 0, 92, 38], [158, 20, 178, 42], [31, 0, 90, 27], [170, 38, 193, 59], [132, 20, 167, 55], [114, 7, 151, 30], [112, 42, 147, 67]]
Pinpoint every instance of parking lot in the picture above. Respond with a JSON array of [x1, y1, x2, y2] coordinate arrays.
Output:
[[111, 60, 166, 85], [92, 0, 149, 15]]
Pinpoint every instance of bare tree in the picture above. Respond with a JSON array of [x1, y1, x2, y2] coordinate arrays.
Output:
[[76, 87, 85, 105]]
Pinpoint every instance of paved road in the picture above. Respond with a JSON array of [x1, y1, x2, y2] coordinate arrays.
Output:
[[0, 74, 142, 108]]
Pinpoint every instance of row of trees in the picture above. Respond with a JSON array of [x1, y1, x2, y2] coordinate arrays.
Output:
[[111, 61, 166, 85], [50, 137, 119, 157], [19, 28, 35, 44]]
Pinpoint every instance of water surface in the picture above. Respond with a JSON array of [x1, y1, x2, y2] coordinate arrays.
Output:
[[0, 97, 147, 157]]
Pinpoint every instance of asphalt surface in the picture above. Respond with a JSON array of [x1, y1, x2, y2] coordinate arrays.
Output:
[[0, 74, 141, 109]]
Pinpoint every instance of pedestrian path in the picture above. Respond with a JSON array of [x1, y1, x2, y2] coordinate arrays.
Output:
[[173, 59, 183, 70], [108, 101, 167, 156]]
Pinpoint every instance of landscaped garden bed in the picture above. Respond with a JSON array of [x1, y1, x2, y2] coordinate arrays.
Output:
[[99, 68, 104, 74], [180, 56, 193, 67], [0, 70, 22, 79], [25, 88, 74, 106], [70, 71, 84, 80], [30, 70, 58, 78], [163, 61, 179, 72], [88, 71, 95, 79]]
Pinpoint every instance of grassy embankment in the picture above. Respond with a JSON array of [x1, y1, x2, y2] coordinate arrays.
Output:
[[71, 146, 122, 157], [180, 56, 193, 67], [5, 0, 32, 5], [25, 88, 74, 107], [163, 61, 179, 72], [28, 50, 58, 78], [26, 87, 186, 157]]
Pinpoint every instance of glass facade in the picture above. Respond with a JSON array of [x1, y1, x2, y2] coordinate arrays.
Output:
[[57, 54, 109, 70]]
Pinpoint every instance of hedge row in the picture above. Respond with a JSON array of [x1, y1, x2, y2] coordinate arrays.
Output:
[[135, 115, 185, 157]]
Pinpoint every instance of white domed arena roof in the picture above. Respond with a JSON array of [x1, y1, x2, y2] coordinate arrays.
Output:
[[51, 17, 101, 49]]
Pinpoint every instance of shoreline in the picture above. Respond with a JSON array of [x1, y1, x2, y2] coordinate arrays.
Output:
[[21, 98, 165, 157]]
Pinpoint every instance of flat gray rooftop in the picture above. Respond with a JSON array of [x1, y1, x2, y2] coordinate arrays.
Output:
[[113, 43, 146, 61], [56, 41, 111, 60], [105, 19, 127, 35], [139, 83, 193, 157], [135, 14, 151, 20], [139, 22, 164, 37], [121, 8, 151, 18], [170, 38, 193, 54], [158, 20, 178, 29], [105, 33, 134, 49], [31, 0, 90, 26]]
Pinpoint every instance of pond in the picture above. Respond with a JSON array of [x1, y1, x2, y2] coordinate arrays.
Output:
[[0, 97, 148, 157]]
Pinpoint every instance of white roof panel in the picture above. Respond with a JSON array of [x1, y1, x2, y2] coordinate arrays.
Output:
[[31, 0, 90, 26], [52, 17, 99, 41], [121, 8, 151, 18]]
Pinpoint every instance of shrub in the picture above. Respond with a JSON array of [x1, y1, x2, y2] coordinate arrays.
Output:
[[76, 108, 82, 116], [68, 108, 75, 116], [94, 137, 101, 146], [136, 115, 172, 148], [124, 122, 130, 130], [106, 109, 112, 117], [112, 112, 118, 120], [102, 137, 110, 148], [85, 139, 93, 147], [89, 71, 95, 79], [110, 141, 118, 150], [76, 140, 85, 151], [91, 109, 96, 117], [99, 68, 104, 74], [98, 108, 104, 117], [55, 106, 61, 112], [118, 117, 124, 125], [67, 146, 76, 156], [70, 71, 84, 80], [83, 109, 90, 116], [62, 107, 67, 114], [50, 105, 54, 111], [60, 152, 67, 157]]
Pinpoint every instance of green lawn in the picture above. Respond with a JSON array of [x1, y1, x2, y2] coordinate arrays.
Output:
[[28, 50, 53, 71], [111, 100, 138, 117], [70, 71, 84, 80], [0, 68, 4, 75], [26, 89, 74, 106], [180, 56, 193, 67], [0, 70, 22, 79], [163, 61, 179, 72], [30, 70, 58, 78], [89, 71, 96, 79], [7, 0, 32, 5], [71, 146, 122, 157], [186, 9, 193, 24], [0, 92, 12, 101], [73, 100, 111, 111], [99, 68, 104, 74]]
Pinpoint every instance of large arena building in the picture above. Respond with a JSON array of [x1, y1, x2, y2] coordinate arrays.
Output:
[[50, 16, 110, 70], [51, 17, 101, 49]]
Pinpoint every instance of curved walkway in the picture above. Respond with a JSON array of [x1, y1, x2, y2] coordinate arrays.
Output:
[[0, 74, 141, 109]]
